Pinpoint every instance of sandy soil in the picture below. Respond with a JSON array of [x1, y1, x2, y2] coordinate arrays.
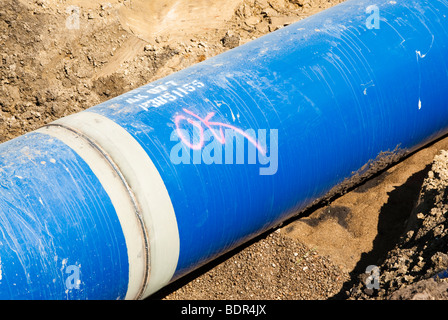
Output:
[[2, 0, 448, 300]]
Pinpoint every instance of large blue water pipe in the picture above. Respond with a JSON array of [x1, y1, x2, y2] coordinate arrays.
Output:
[[1, 0, 447, 299]]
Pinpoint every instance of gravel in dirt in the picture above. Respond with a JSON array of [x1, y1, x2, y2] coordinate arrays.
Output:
[[156, 229, 348, 300]]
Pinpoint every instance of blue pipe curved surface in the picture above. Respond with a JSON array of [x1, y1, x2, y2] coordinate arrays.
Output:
[[1, 0, 448, 299]]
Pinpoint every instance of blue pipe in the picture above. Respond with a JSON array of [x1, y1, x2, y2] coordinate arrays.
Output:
[[1, 0, 448, 299]]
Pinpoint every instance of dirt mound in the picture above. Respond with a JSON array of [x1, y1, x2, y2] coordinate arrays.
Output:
[[158, 230, 348, 300]]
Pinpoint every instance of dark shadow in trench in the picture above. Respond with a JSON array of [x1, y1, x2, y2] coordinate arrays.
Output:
[[331, 164, 432, 299]]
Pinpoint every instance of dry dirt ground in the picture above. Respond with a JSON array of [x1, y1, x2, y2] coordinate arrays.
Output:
[[1, 0, 448, 300]]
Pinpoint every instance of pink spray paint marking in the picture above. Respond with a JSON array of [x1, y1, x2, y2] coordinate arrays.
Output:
[[174, 108, 266, 155]]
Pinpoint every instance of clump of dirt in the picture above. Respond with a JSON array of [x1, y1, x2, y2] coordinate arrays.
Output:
[[388, 279, 448, 300], [347, 150, 448, 299]]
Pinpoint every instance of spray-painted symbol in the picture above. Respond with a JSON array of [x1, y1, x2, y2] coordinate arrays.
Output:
[[174, 108, 266, 155], [365, 265, 380, 290], [366, 5, 380, 30]]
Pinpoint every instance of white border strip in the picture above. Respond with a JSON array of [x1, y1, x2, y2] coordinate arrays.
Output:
[[39, 112, 180, 299]]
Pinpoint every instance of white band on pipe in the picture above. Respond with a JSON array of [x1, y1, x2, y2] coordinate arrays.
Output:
[[38, 111, 180, 299], [37, 125, 147, 299]]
